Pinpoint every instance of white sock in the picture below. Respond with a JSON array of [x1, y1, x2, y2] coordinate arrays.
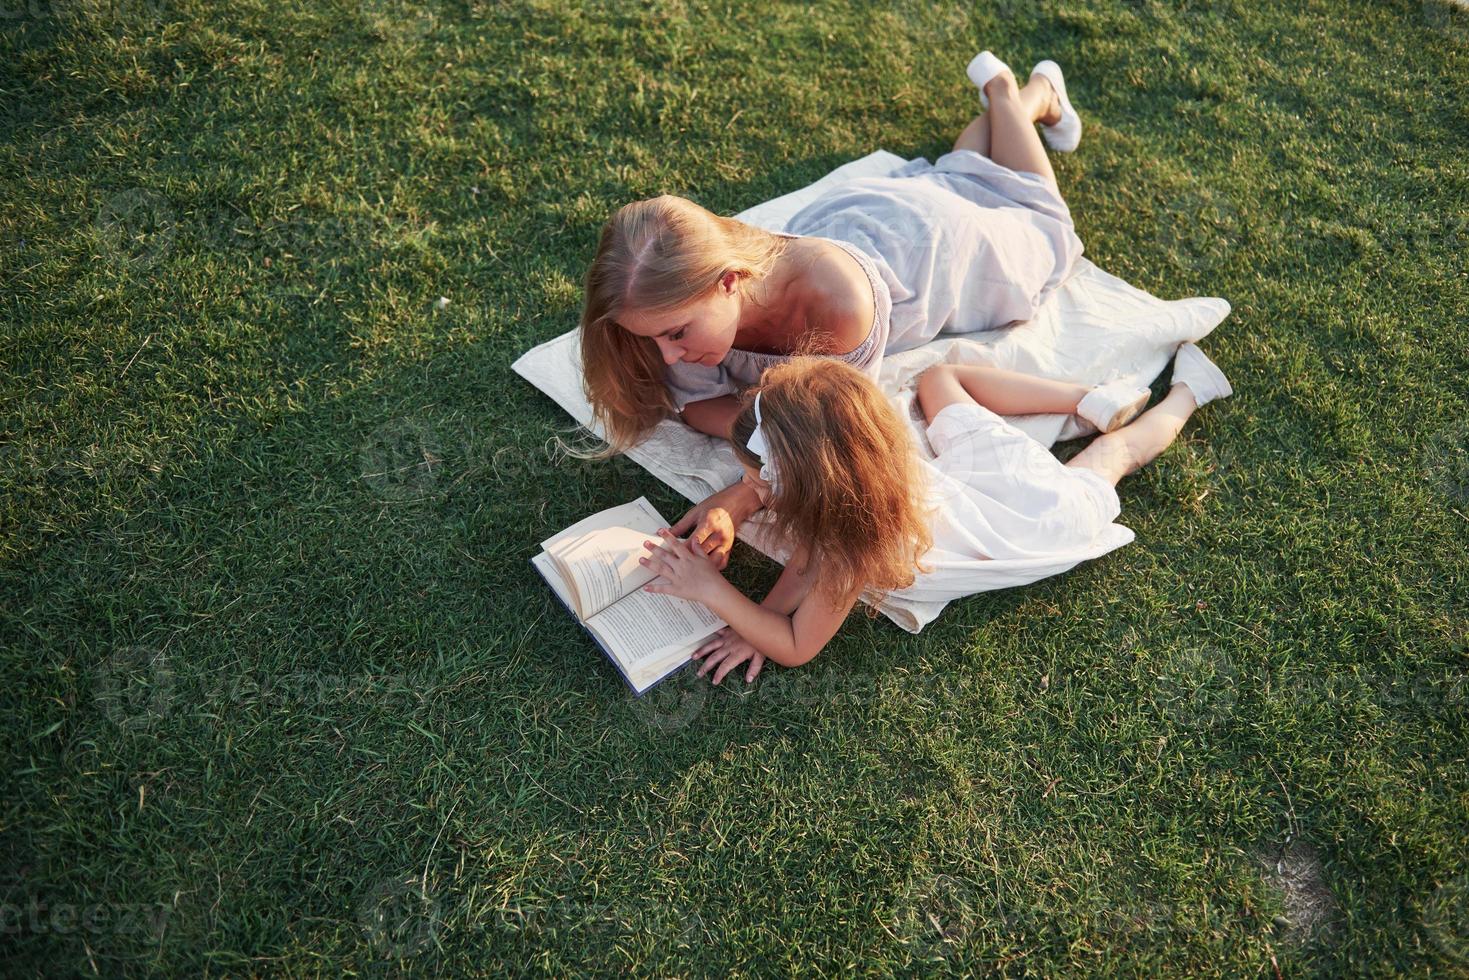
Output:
[[1077, 379, 1151, 433], [1170, 343, 1233, 407]]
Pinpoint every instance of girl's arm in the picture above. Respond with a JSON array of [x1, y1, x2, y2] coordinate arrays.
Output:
[[758, 542, 817, 615], [641, 532, 859, 668], [686, 543, 818, 686], [678, 394, 743, 440], [702, 571, 861, 668]]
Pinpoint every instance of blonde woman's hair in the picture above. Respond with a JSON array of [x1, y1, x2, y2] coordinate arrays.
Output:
[[577, 194, 791, 455], [730, 359, 934, 614]]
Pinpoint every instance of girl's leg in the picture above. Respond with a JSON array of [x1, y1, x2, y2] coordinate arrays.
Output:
[[953, 74, 1060, 160], [1066, 384, 1199, 486], [917, 363, 1090, 424]]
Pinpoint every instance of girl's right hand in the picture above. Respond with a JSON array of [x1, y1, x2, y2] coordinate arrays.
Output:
[[692, 626, 766, 685]]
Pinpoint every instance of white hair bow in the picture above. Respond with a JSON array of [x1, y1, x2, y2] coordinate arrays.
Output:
[[745, 391, 780, 494]]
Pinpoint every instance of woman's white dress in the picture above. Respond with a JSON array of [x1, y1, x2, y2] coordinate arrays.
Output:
[[665, 149, 1084, 410]]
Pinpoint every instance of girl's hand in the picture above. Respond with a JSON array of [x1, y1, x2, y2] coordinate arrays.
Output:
[[692, 626, 766, 685], [639, 529, 726, 604]]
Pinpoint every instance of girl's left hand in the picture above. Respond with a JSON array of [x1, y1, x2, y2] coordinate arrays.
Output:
[[639, 529, 726, 604], [692, 626, 766, 685]]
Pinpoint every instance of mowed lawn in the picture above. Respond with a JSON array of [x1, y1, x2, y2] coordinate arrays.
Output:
[[3, 0, 1466, 974]]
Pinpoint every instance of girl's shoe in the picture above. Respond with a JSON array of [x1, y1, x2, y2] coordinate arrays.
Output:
[[1170, 343, 1233, 407], [1029, 60, 1082, 152], [1077, 379, 1152, 433], [967, 50, 1012, 110]]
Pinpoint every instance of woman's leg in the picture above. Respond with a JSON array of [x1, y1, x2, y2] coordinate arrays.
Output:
[[952, 112, 992, 158], [1066, 384, 1198, 486], [952, 72, 1062, 184], [917, 363, 1090, 424]]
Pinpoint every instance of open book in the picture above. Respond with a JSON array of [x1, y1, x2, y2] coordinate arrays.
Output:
[[532, 497, 726, 695]]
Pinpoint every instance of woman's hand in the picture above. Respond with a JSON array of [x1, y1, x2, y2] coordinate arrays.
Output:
[[671, 506, 736, 571], [667, 481, 763, 570], [639, 529, 727, 605], [692, 626, 766, 685]]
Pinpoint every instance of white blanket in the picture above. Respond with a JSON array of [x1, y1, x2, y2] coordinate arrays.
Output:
[[514, 150, 1229, 632]]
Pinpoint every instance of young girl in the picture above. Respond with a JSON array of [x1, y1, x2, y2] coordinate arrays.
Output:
[[581, 50, 1089, 553], [636, 344, 1233, 685]]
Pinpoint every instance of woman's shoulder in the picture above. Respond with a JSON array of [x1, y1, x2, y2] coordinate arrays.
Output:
[[801, 240, 878, 353]]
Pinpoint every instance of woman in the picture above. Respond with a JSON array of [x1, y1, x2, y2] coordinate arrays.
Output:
[[579, 50, 1090, 566]]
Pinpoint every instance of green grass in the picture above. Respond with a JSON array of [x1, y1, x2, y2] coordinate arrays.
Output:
[[3, 0, 1467, 974]]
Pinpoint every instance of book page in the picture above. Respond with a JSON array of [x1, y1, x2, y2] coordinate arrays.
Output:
[[534, 552, 710, 695], [550, 525, 662, 619], [586, 586, 724, 673], [541, 497, 666, 554]]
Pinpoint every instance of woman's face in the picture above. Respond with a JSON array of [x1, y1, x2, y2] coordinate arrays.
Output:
[[618, 272, 742, 367]]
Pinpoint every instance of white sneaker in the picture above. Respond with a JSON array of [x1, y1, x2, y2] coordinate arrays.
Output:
[[967, 50, 1012, 110], [1029, 60, 1082, 152], [1077, 379, 1151, 433], [1170, 343, 1233, 407]]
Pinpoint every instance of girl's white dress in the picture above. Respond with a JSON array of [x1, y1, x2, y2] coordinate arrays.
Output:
[[739, 398, 1132, 606], [665, 149, 1084, 411], [891, 400, 1132, 605]]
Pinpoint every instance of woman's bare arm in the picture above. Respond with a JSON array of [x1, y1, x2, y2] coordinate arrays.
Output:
[[678, 394, 743, 440]]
